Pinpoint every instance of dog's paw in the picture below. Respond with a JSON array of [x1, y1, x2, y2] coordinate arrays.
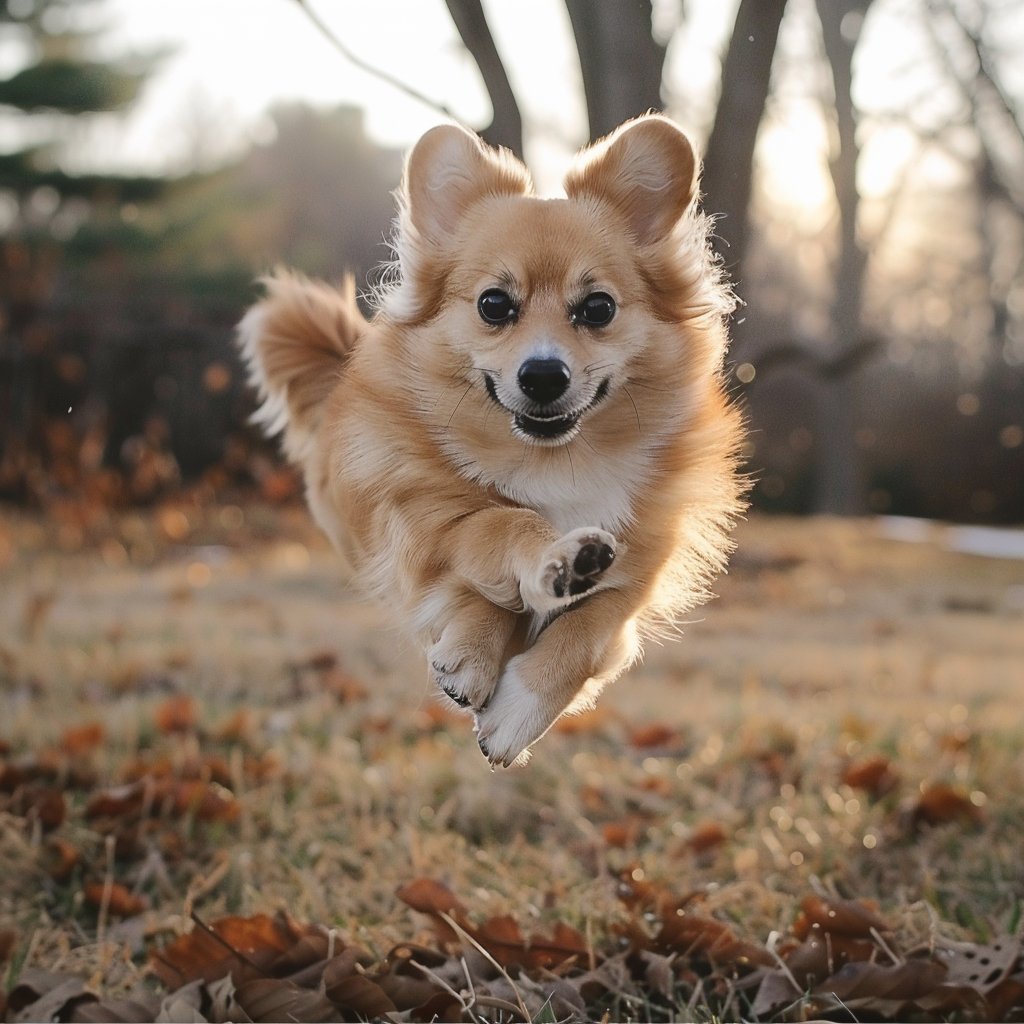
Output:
[[521, 528, 616, 614], [428, 622, 505, 712], [473, 657, 561, 767]]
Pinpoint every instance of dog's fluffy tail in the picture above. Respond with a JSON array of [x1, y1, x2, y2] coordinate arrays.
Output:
[[237, 269, 367, 463]]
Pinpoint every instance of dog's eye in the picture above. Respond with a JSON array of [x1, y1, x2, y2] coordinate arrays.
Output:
[[572, 292, 616, 328], [478, 288, 518, 325]]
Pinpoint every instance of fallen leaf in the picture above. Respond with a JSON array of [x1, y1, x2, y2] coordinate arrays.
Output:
[[154, 694, 199, 734], [602, 816, 645, 848], [812, 956, 949, 1002], [628, 723, 679, 749], [84, 881, 148, 917], [842, 754, 899, 798], [70, 995, 162, 1022], [686, 820, 729, 854], [60, 721, 106, 756], [654, 908, 773, 967], [793, 894, 889, 940], [6, 971, 95, 1021], [553, 705, 613, 735], [151, 912, 324, 988], [42, 835, 80, 882], [232, 977, 338, 1022], [785, 931, 878, 987], [12, 785, 66, 830], [936, 934, 1021, 992], [322, 953, 399, 1017], [911, 783, 984, 828]]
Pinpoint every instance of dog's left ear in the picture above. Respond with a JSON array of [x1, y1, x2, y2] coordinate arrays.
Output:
[[564, 115, 697, 246], [402, 123, 532, 246]]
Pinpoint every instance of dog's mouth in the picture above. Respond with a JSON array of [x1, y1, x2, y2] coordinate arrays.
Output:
[[484, 374, 610, 443]]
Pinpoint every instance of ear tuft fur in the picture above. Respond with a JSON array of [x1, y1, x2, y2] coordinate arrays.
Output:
[[564, 115, 697, 245]]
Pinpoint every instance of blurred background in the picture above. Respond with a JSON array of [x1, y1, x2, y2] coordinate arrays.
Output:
[[1, 0, 1022, 524]]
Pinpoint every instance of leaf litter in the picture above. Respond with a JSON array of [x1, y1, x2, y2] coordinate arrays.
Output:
[[2, 509, 1024, 1021]]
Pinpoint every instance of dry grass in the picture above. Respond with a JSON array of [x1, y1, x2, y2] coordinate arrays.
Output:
[[1, 503, 1022, 1018]]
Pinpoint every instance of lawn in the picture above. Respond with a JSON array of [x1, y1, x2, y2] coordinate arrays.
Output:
[[1, 502, 1022, 1021]]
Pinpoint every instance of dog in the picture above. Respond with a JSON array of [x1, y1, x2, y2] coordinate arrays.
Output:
[[238, 114, 746, 767]]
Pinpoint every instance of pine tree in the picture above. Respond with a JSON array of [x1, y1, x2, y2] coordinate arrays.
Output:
[[0, 0, 165, 502]]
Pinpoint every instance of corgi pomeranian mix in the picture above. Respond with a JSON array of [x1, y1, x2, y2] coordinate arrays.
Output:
[[238, 114, 745, 766]]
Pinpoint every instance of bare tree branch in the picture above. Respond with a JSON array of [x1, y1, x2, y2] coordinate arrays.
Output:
[[293, 0, 455, 124], [443, 0, 523, 157]]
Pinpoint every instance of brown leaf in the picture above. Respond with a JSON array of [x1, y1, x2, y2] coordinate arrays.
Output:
[[812, 957, 949, 1002], [686, 820, 729, 854], [842, 754, 899, 798], [213, 707, 254, 743], [13, 785, 66, 830], [479, 915, 589, 970], [83, 881, 148, 917], [323, 952, 399, 1017], [602, 816, 644, 848], [628, 723, 679, 749], [0, 929, 15, 964], [396, 877, 468, 918], [233, 977, 338, 1023], [86, 780, 148, 820], [912, 783, 984, 828], [654, 909, 773, 967], [154, 693, 199, 734], [171, 779, 240, 823], [43, 836, 81, 882], [60, 722, 106, 756], [151, 911, 322, 988], [553, 705, 613, 735], [319, 667, 369, 702], [793, 894, 889, 940], [785, 932, 878, 987]]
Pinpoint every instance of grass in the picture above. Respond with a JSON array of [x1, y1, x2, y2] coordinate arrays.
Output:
[[1, 501, 1022, 1019]]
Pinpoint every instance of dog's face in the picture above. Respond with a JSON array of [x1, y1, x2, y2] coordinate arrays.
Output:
[[382, 116, 720, 473], [444, 196, 649, 447]]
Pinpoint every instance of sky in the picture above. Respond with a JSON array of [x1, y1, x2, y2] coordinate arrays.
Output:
[[6, 0, 1023, 223], [92, 0, 739, 195]]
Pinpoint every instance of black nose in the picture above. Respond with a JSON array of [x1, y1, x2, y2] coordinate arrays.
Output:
[[517, 358, 570, 405]]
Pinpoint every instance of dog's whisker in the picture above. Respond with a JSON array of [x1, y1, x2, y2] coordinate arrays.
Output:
[[563, 441, 576, 488], [625, 377, 673, 394], [446, 383, 475, 430], [622, 385, 642, 434], [576, 428, 599, 456]]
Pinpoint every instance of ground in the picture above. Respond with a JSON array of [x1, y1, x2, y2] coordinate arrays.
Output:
[[1, 504, 1022, 1021]]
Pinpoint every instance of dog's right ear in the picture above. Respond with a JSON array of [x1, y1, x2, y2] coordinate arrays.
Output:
[[402, 124, 532, 246]]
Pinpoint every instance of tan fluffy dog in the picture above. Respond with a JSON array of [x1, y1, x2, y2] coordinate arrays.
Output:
[[238, 115, 745, 766]]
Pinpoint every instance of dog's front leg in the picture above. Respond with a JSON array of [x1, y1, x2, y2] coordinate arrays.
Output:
[[443, 506, 618, 616], [417, 506, 618, 714], [473, 587, 642, 767]]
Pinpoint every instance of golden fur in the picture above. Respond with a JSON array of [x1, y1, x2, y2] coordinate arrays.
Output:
[[238, 115, 746, 766]]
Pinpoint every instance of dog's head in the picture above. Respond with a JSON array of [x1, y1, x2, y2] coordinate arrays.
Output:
[[379, 115, 728, 464]]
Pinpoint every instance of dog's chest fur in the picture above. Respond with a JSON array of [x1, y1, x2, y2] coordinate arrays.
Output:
[[490, 447, 648, 535]]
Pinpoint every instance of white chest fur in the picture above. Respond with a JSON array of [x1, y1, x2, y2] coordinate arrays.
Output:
[[494, 446, 648, 536]]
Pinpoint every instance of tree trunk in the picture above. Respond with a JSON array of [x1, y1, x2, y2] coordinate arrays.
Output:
[[812, 0, 873, 515], [444, 0, 524, 157], [701, 0, 788, 281], [563, 0, 666, 141]]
